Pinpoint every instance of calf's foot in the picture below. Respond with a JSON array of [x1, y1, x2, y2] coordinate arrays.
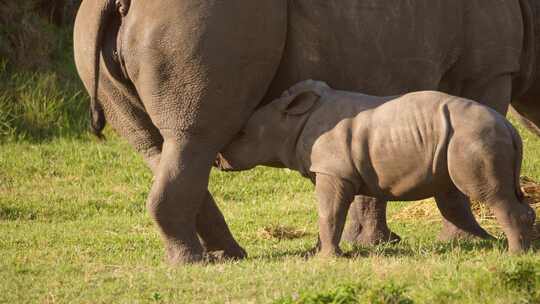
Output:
[[353, 226, 402, 245], [492, 199, 535, 254], [437, 220, 493, 242], [315, 175, 355, 258], [308, 235, 344, 258], [343, 196, 401, 245], [316, 247, 344, 258]]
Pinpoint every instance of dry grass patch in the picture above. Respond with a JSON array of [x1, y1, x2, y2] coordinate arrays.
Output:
[[258, 225, 310, 240], [521, 176, 540, 240]]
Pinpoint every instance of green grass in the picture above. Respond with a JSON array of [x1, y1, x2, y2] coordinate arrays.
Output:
[[1, 15, 87, 142], [0, 68, 88, 140], [4, 7, 535, 303], [1, 26, 540, 301], [1, 120, 540, 303]]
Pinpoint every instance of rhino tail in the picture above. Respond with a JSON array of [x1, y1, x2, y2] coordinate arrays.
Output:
[[89, 0, 130, 139]]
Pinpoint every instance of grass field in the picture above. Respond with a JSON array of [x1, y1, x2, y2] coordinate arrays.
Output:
[[4, 4, 538, 303], [1, 117, 540, 303]]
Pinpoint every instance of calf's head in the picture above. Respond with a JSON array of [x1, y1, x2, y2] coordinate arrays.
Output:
[[216, 91, 320, 171]]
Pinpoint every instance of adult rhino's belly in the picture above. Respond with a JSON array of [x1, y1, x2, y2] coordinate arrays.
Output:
[[264, 0, 459, 102]]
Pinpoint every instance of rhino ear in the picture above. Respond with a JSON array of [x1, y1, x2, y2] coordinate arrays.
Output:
[[274, 91, 320, 115]]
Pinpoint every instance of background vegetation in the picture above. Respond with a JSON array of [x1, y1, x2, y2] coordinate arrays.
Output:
[[0, 0, 86, 141], [1, 2, 539, 303]]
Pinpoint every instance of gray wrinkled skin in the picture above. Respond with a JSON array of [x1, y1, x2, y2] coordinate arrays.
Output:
[[217, 82, 536, 255], [74, 0, 540, 264]]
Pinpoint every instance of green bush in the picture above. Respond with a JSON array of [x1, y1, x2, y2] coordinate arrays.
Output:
[[275, 284, 361, 304], [0, 61, 88, 141], [497, 261, 540, 302], [1, 0, 54, 70], [365, 282, 413, 304], [0, 0, 88, 141], [274, 282, 413, 304]]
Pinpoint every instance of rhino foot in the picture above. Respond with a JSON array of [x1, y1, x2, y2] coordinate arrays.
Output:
[[205, 246, 248, 263], [221, 245, 248, 260], [344, 226, 401, 246], [437, 223, 494, 242]]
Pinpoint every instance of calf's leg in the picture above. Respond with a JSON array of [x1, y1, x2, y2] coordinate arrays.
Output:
[[434, 189, 492, 241], [446, 121, 535, 253], [436, 74, 513, 241], [315, 174, 356, 257], [489, 195, 535, 253]]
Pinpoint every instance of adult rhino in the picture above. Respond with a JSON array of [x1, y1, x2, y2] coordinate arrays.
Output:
[[74, 0, 540, 264]]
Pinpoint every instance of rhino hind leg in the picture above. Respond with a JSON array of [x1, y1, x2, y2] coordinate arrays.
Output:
[[124, 0, 286, 264], [460, 74, 514, 114], [80, 42, 248, 263], [342, 196, 401, 245], [435, 189, 492, 241], [445, 121, 534, 252], [197, 193, 247, 260], [436, 73, 514, 241]]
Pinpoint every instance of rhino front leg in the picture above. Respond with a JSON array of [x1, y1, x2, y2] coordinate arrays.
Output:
[[315, 174, 356, 257], [343, 196, 401, 245]]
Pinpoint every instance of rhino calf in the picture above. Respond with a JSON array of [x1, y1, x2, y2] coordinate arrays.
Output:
[[216, 80, 536, 256]]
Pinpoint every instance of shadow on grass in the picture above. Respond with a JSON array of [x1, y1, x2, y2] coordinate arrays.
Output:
[[0, 206, 39, 221], [349, 238, 540, 257], [531, 239, 540, 251], [253, 237, 540, 262], [253, 247, 319, 261]]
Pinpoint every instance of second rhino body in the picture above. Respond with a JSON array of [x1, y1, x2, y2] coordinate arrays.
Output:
[[217, 81, 536, 255]]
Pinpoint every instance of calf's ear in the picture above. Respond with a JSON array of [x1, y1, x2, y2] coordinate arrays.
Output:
[[274, 91, 320, 115]]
